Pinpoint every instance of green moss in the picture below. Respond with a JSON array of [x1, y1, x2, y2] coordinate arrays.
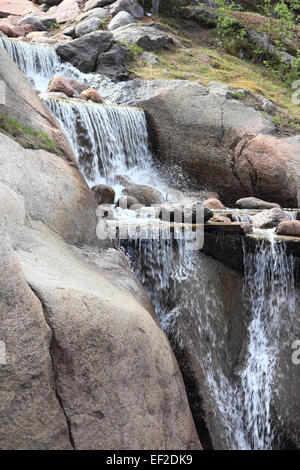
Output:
[[0, 116, 61, 155]]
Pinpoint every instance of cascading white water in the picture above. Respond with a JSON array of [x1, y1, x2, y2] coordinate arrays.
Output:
[[3, 34, 298, 450], [45, 98, 156, 189], [122, 232, 296, 450], [238, 234, 296, 449], [0, 37, 92, 93], [0, 37, 60, 92]]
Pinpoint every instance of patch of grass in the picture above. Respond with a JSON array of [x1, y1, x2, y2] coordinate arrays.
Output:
[[128, 36, 300, 132], [0, 116, 61, 155]]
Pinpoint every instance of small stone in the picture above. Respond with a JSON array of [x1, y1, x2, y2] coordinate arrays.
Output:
[[92, 184, 115, 205], [47, 75, 74, 97], [276, 220, 300, 237], [80, 88, 103, 103]]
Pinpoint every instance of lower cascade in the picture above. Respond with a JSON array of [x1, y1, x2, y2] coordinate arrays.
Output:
[[122, 234, 297, 450], [1, 31, 299, 451]]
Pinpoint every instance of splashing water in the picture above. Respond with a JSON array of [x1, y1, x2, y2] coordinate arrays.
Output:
[[0, 37, 92, 92], [3, 34, 298, 450], [237, 234, 296, 449]]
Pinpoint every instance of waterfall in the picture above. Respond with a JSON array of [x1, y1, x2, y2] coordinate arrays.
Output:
[[238, 235, 296, 449], [0, 37, 90, 93], [122, 232, 296, 450], [45, 98, 154, 188], [3, 32, 298, 450]]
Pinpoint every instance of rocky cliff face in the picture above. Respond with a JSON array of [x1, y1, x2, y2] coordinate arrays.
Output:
[[0, 46, 76, 165], [0, 73, 200, 449], [138, 84, 300, 208]]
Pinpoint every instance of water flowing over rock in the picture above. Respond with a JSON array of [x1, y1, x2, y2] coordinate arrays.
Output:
[[45, 98, 155, 187], [122, 232, 299, 449], [0, 43, 76, 164], [252, 208, 289, 229]]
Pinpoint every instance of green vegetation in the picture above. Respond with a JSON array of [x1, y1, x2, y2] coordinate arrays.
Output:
[[48, 22, 61, 31], [98, 18, 106, 30], [0, 116, 61, 155], [126, 1, 300, 132]]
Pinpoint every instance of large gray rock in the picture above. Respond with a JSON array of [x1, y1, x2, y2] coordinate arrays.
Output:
[[84, 0, 114, 11], [0, 153, 200, 449], [108, 11, 135, 31], [77, 7, 110, 22], [112, 24, 169, 50], [0, 133, 97, 245], [122, 184, 164, 206], [252, 208, 289, 229], [0, 46, 76, 165], [75, 17, 102, 37], [110, 0, 144, 19], [0, 228, 72, 450], [56, 31, 114, 72], [235, 197, 281, 210], [95, 43, 128, 80], [137, 84, 299, 207], [18, 16, 46, 31]]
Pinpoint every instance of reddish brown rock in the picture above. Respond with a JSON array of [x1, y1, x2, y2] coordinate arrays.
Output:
[[92, 184, 115, 205], [0, 0, 39, 17], [80, 88, 103, 104], [65, 78, 89, 95], [232, 221, 253, 234], [47, 75, 74, 97], [276, 220, 300, 236], [212, 215, 232, 224], [204, 198, 226, 210], [234, 134, 300, 209]]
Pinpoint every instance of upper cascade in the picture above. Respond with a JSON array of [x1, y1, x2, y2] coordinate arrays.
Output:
[[0, 37, 86, 93]]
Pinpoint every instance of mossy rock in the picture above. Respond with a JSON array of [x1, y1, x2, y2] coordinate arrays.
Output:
[[0, 115, 61, 155]]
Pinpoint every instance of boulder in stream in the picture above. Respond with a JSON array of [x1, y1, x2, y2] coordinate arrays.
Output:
[[276, 220, 300, 237], [80, 88, 103, 103], [92, 184, 115, 205], [204, 198, 226, 210], [122, 184, 164, 206], [235, 197, 281, 210], [252, 208, 289, 229], [47, 75, 75, 97]]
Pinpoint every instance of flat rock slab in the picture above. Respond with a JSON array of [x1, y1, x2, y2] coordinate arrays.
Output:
[[47, 0, 80, 23], [112, 24, 169, 50], [0, 0, 39, 17]]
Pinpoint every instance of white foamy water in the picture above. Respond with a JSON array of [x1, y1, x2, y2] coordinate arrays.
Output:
[[122, 231, 296, 450], [237, 234, 296, 449], [45, 98, 161, 192], [3, 35, 298, 450], [0, 37, 93, 93]]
